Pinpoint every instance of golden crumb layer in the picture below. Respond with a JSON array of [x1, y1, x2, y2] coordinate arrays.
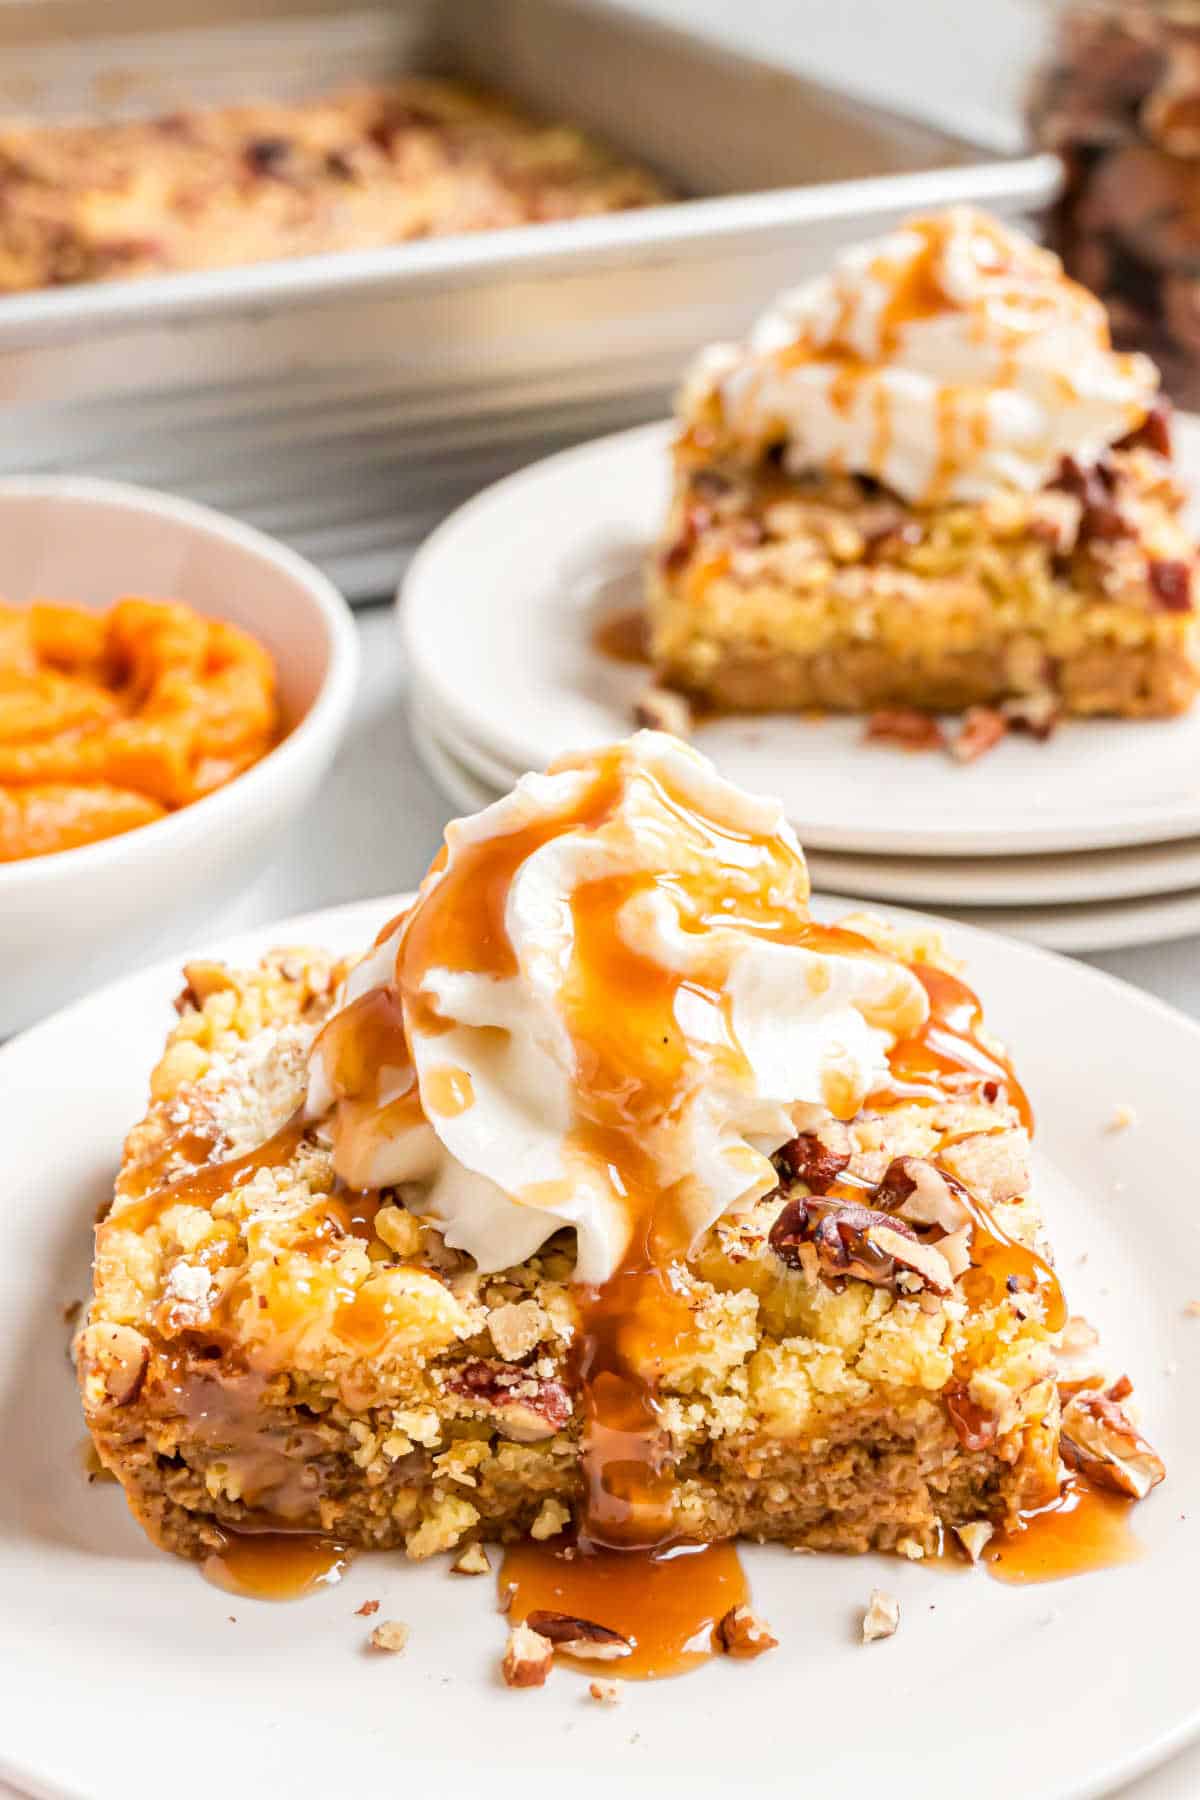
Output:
[[646, 439, 1200, 717], [0, 77, 669, 291], [78, 932, 1065, 1565]]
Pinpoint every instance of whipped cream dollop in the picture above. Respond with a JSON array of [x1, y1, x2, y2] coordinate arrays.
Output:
[[306, 733, 928, 1286], [680, 207, 1158, 505]]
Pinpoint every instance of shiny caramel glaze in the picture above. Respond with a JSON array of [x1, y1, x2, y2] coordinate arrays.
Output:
[[499, 1538, 748, 1678], [202, 1531, 353, 1601], [590, 608, 651, 665], [983, 1476, 1142, 1585], [113, 1112, 308, 1237]]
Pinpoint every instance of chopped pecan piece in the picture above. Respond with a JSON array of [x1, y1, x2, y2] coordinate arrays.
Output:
[[768, 1195, 953, 1296], [632, 685, 693, 737], [944, 1382, 998, 1452], [244, 136, 292, 176], [80, 1322, 150, 1407], [1060, 1393, 1166, 1500], [1051, 453, 1133, 543], [713, 1604, 778, 1659], [954, 1521, 994, 1564], [873, 1157, 971, 1234], [776, 1124, 851, 1195], [447, 1360, 571, 1442], [1001, 691, 1061, 742], [951, 706, 1007, 765], [368, 1619, 408, 1654], [1115, 399, 1174, 460], [861, 1589, 900, 1643], [864, 708, 945, 752], [1148, 558, 1194, 613], [526, 1611, 632, 1661], [502, 1623, 554, 1688], [451, 1542, 491, 1576], [661, 502, 713, 573]]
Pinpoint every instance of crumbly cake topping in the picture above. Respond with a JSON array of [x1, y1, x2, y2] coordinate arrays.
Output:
[[82, 920, 1069, 1569]]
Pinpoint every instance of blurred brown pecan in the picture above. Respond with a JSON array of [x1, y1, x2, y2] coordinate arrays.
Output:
[[661, 502, 713, 572], [1078, 143, 1200, 267], [865, 709, 945, 753], [951, 706, 1008, 765], [633, 685, 693, 737], [1115, 398, 1175, 459], [1148, 558, 1194, 612], [1001, 691, 1062, 742], [1142, 43, 1200, 156]]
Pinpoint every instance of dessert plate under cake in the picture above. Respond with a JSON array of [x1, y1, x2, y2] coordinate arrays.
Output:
[[5, 892, 1199, 1800], [402, 419, 1200, 857]]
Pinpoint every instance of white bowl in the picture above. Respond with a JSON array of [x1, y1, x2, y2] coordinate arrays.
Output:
[[0, 476, 359, 1036]]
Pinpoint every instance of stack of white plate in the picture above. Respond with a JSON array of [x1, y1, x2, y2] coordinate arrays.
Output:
[[402, 421, 1200, 953]]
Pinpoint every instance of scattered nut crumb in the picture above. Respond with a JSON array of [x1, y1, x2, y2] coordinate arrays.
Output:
[[951, 705, 1008, 764], [1185, 1301, 1200, 1318], [368, 1619, 409, 1653], [452, 1542, 492, 1576], [356, 1599, 380, 1617], [954, 1521, 995, 1564], [894, 1535, 925, 1561], [713, 1604, 778, 1659], [588, 1679, 624, 1706], [530, 1496, 571, 1541], [864, 707, 945, 752], [1108, 1103, 1138, 1132], [502, 1622, 554, 1689], [861, 1589, 900, 1644], [633, 685, 692, 737], [527, 1610, 631, 1660]]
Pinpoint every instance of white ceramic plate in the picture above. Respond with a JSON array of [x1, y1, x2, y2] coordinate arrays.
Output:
[[413, 676, 1200, 908], [7, 895, 1195, 1800], [409, 701, 1200, 954], [401, 419, 1200, 858]]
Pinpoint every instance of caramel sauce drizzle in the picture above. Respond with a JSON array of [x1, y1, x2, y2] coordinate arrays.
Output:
[[202, 1532, 353, 1602], [590, 608, 651, 666], [499, 1538, 748, 1679], [739, 212, 1123, 500], [983, 1475, 1141, 1584]]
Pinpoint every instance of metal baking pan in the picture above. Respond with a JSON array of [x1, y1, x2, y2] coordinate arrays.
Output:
[[0, 0, 1060, 598]]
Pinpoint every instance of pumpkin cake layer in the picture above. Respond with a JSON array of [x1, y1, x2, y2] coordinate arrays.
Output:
[[78, 930, 1066, 1566], [646, 436, 1200, 718]]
